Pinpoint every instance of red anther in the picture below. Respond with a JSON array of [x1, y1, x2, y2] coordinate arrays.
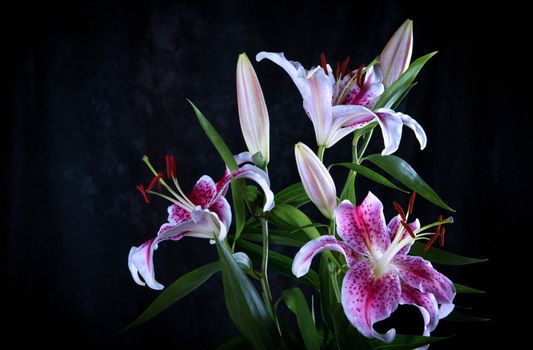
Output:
[[356, 64, 365, 87], [166, 154, 176, 179], [340, 56, 350, 78], [320, 53, 328, 75], [423, 232, 439, 252], [136, 184, 150, 204], [393, 201, 406, 221], [335, 62, 340, 79], [147, 172, 163, 191], [400, 220, 416, 238], [408, 192, 417, 214], [439, 227, 446, 247]]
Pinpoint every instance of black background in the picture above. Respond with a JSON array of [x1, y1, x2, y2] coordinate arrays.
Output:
[[5, 0, 525, 348]]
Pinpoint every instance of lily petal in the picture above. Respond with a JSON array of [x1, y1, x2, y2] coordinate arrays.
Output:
[[189, 175, 217, 208], [295, 142, 337, 219], [335, 193, 390, 256], [237, 53, 270, 164], [158, 204, 192, 234], [257, 51, 333, 146], [292, 235, 360, 278], [374, 108, 427, 155], [326, 105, 376, 147], [400, 283, 439, 338], [232, 164, 275, 212], [394, 255, 456, 305], [210, 197, 232, 231], [128, 209, 225, 290], [380, 19, 413, 89], [342, 260, 400, 342], [387, 215, 420, 255], [344, 66, 384, 108]]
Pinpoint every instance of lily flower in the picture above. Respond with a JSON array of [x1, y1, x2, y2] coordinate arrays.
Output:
[[256, 52, 426, 154], [128, 154, 274, 290], [380, 19, 414, 89], [292, 192, 455, 343], [294, 142, 337, 219], [237, 53, 270, 166]]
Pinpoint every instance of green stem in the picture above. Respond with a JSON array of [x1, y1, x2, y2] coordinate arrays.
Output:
[[317, 145, 325, 162], [328, 219, 341, 302], [259, 218, 279, 330], [358, 129, 374, 160]]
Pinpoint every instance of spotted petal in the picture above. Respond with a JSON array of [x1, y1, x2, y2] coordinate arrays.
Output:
[[292, 235, 360, 278], [387, 215, 420, 255], [326, 105, 377, 147], [394, 255, 456, 307], [128, 209, 226, 290], [158, 204, 192, 234], [335, 192, 390, 257], [341, 260, 401, 342], [400, 283, 439, 341], [189, 175, 217, 208], [343, 65, 384, 108]]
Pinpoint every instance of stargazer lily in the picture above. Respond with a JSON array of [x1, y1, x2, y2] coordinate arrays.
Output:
[[256, 51, 426, 155], [292, 192, 455, 343], [128, 153, 274, 290], [380, 19, 414, 89]]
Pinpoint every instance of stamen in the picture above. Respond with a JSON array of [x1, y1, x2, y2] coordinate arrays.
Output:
[[408, 192, 417, 215], [393, 201, 406, 221], [356, 64, 365, 87], [147, 172, 163, 191], [335, 62, 340, 80], [400, 220, 416, 238], [166, 154, 176, 179], [423, 216, 443, 252], [340, 56, 350, 78], [439, 227, 446, 247], [320, 53, 328, 75], [136, 184, 150, 204]]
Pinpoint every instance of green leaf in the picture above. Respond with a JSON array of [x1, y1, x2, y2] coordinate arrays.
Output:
[[455, 283, 486, 294], [216, 239, 276, 350], [391, 82, 417, 110], [331, 304, 372, 350], [187, 100, 247, 243], [369, 334, 448, 349], [215, 336, 249, 350], [280, 288, 321, 350], [339, 170, 357, 203], [333, 163, 408, 193], [374, 52, 437, 109], [121, 262, 221, 333], [241, 233, 306, 247], [236, 239, 320, 290], [444, 310, 490, 322], [365, 154, 454, 211], [410, 242, 487, 265], [318, 257, 336, 328], [275, 183, 310, 207], [270, 204, 321, 240]]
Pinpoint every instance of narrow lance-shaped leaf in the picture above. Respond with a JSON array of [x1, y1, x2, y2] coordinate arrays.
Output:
[[275, 182, 309, 207], [331, 304, 373, 350], [188, 100, 247, 238], [454, 283, 485, 294], [120, 261, 221, 333], [216, 239, 276, 350], [444, 310, 490, 322], [410, 242, 487, 265], [365, 154, 455, 211], [369, 334, 449, 350], [279, 288, 321, 350], [332, 162, 408, 193], [374, 52, 437, 109]]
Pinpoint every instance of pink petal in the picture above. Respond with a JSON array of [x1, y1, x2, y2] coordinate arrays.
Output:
[[344, 66, 384, 108], [158, 204, 192, 235], [380, 19, 413, 89], [229, 164, 274, 212], [374, 108, 427, 155], [400, 283, 439, 337], [341, 260, 400, 342], [292, 235, 360, 278], [128, 210, 226, 290], [209, 197, 232, 230], [189, 175, 217, 208], [334, 193, 390, 257], [394, 255, 456, 305], [326, 105, 376, 147], [387, 215, 420, 255]]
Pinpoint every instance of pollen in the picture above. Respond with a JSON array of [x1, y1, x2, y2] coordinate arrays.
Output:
[[408, 191, 417, 215], [147, 172, 163, 191], [400, 220, 415, 238], [320, 53, 328, 75], [166, 154, 176, 179], [136, 184, 150, 204], [393, 201, 406, 220]]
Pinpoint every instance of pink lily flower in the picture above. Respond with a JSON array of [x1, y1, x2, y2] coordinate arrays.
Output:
[[256, 52, 426, 154], [128, 154, 274, 290], [292, 192, 455, 343]]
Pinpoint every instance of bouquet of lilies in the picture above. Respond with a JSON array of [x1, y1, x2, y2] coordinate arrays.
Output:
[[124, 20, 485, 349]]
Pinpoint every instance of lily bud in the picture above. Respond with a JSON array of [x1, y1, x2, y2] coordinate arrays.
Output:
[[236, 53, 270, 166], [294, 143, 337, 219], [380, 19, 413, 89]]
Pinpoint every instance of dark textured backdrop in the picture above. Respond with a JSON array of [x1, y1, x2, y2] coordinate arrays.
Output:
[[5, 0, 524, 348]]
